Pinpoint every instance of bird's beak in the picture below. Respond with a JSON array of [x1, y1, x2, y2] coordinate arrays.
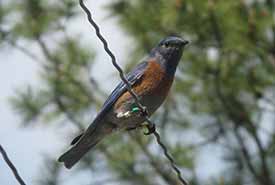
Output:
[[182, 40, 189, 46], [176, 38, 189, 47]]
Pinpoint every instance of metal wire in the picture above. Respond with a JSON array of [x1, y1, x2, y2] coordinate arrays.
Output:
[[0, 144, 26, 185], [79, 1, 188, 184]]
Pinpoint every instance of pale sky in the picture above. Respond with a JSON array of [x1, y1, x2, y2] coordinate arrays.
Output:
[[0, 1, 223, 185]]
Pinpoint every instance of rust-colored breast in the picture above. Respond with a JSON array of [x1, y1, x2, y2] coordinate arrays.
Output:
[[114, 60, 174, 109]]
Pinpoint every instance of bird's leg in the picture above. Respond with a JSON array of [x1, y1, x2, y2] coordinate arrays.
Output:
[[126, 122, 155, 134], [131, 106, 155, 135]]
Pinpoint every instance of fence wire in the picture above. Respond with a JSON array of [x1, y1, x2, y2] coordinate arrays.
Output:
[[79, 1, 188, 185], [0, 144, 26, 185]]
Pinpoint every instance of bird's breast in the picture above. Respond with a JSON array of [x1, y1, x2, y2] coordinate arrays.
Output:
[[135, 60, 174, 98], [114, 60, 174, 114]]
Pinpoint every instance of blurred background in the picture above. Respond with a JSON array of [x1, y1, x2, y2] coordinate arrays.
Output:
[[0, 0, 275, 185]]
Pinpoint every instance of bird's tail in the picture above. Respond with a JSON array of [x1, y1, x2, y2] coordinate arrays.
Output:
[[58, 122, 114, 169]]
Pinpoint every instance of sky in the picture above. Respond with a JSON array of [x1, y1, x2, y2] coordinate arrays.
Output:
[[0, 1, 224, 185]]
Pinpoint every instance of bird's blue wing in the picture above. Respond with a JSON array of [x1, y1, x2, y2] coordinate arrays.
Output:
[[94, 61, 148, 122]]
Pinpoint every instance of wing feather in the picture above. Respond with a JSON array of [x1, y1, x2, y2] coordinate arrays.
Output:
[[94, 61, 148, 122]]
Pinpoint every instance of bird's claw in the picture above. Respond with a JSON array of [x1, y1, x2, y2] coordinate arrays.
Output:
[[144, 123, 156, 135], [139, 106, 148, 117]]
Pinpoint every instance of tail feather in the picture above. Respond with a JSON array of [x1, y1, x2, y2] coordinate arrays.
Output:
[[58, 139, 99, 169], [70, 133, 83, 145], [58, 121, 113, 169]]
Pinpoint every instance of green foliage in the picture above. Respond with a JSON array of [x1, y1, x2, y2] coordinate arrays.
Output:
[[2, 0, 275, 185], [41, 38, 96, 114], [9, 37, 97, 126], [12, 0, 78, 39], [10, 86, 50, 124]]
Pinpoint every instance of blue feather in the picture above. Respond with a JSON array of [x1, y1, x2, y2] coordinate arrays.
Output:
[[94, 61, 148, 122]]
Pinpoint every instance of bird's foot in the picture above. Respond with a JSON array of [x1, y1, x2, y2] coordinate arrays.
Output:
[[144, 123, 156, 135]]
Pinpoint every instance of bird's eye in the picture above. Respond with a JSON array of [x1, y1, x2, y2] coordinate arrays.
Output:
[[164, 42, 169, 48]]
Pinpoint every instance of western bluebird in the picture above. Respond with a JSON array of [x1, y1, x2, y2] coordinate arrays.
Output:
[[58, 36, 189, 168]]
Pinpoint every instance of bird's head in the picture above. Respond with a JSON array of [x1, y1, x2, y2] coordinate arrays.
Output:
[[150, 36, 189, 75], [157, 36, 188, 60]]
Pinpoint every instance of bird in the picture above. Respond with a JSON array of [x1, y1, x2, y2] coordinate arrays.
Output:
[[58, 36, 189, 169]]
